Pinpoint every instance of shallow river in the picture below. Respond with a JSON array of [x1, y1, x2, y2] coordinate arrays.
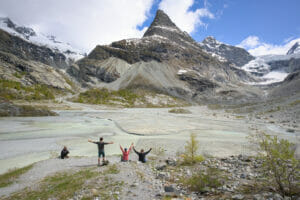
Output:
[[0, 107, 298, 174]]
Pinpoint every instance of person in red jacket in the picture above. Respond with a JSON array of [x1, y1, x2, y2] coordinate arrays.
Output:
[[120, 143, 134, 162]]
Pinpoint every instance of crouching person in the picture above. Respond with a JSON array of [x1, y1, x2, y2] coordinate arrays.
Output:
[[60, 146, 69, 159]]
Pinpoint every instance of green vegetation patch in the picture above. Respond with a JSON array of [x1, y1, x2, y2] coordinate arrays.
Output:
[[103, 164, 120, 174], [0, 164, 33, 188], [0, 79, 56, 101], [73, 88, 138, 106], [169, 108, 191, 114], [4, 168, 98, 200], [72, 88, 188, 108]]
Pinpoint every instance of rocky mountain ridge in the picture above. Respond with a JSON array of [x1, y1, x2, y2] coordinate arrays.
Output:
[[0, 9, 299, 106], [199, 36, 255, 67]]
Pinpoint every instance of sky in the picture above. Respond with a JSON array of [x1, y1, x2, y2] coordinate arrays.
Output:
[[0, 0, 299, 56]]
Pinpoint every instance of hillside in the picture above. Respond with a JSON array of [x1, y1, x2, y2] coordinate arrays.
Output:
[[68, 10, 260, 104]]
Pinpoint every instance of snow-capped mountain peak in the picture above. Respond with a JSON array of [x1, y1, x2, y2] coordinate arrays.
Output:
[[287, 42, 300, 55], [0, 17, 85, 61], [0, 17, 36, 39], [202, 36, 222, 46]]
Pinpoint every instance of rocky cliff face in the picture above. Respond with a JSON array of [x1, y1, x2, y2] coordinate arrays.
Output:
[[199, 36, 255, 67], [68, 10, 259, 103], [0, 29, 68, 69]]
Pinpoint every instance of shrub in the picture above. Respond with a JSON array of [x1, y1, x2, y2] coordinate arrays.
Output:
[[181, 167, 223, 192], [257, 133, 300, 196], [181, 133, 204, 165]]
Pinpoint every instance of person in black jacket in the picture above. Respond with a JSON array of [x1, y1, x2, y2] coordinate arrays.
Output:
[[133, 147, 152, 163], [60, 146, 69, 159]]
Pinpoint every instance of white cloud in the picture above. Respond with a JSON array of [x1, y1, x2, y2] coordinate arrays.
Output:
[[237, 36, 260, 49], [159, 0, 214, 33], [0, 0, 154, 52], [238, 35, 300, 56]]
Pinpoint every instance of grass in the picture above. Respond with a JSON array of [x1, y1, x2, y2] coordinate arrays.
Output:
[[265, 106, 281, 113], [0, 164, 34, 188], [72, 88, 188, 108], [235, 115, 245, 119], [207, 104, 222, 110], [289, 100, 300, 106], [103, 164, 120, 174], [0, 79, 57, 101], [4, 168, 98, 200], [13, 71, 27, 79], [169, 108, 191, 114]]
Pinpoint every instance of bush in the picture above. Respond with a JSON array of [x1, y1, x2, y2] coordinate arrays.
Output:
[[257, 133, 300, 196], [181, 167, 223, 192], [0, 79, 56, 101], [181, 133, 204, 165]]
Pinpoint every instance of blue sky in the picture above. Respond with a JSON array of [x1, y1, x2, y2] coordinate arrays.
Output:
[[141, 0, 300, 46]]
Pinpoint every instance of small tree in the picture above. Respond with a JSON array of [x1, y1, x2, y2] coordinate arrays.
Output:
[[182, 133, 204, 164], [257, 133, 300, 196]]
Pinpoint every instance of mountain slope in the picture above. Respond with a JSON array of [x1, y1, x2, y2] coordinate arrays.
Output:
[[68, 10, 259, 103], [0, 17, 84, 62]]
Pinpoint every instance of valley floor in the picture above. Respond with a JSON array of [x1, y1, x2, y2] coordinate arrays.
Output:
[[0, 102, 299, 199]]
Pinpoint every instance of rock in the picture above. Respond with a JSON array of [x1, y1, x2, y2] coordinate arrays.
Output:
[[232, 194, 244, 200], [157, 172, 170, 180], [164, 185, 175, 192], [240, 173, 247, 179], [286, 129, 295, 133], [273, 193, 283, 200], [253, 194, 264, 200], [201, 186, 211, 193], [182, 169, 190, 177], [166, 158, 177, 166], [155, 163, 167, 171], [91, 188, 98, 196], [0, 100, 57, 117]]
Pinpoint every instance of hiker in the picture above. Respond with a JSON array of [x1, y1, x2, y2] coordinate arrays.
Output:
[[120, 143, 134, 162], [133, 147, 152, 163], [88, 137, 113, 166], [60, 146, 69, 159]]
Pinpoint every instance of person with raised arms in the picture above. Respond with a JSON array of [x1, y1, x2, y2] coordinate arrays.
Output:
[[88, 137, 113, 166]]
